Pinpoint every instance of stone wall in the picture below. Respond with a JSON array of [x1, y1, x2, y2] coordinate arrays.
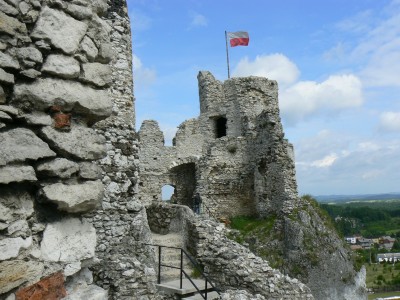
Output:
[[0, 0, 159, 298]]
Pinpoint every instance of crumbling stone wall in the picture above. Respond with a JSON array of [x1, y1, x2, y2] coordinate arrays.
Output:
[[0, 0, 158, 298], [139, 71, 299, 218]]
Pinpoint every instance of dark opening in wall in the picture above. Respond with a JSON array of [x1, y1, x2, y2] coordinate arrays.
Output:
[[215, 117, 227, 138]]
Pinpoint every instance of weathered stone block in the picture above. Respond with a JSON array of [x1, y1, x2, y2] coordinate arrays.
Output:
[[0, 165, 37, 184], [40, 218, 96, 262], [36, 158, 79, 179], [0, 189, 34, 223], [15, 271, 66, 300], [40, 180, 104, 213], [0, 260, 44, 294], [31, 7, 87, 54], [13, 78, 112, 121], [0, 128, 56, 166], [0, 68, 14, 84], [78, 162, 102, 179], [41, 54, 80, 79], [40, 125, 106, 160], [0, 51, 20, 70], [0, 11, 27, 37], [0, 236, 32, 260], [81, 62, 111, 87]]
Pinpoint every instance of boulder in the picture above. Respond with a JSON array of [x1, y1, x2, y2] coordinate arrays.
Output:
[[36, 158, 79, 179], [80, 36, 98, 61], [19, 68, 41, 79], [13, 78, 112, 121], [0, 165, 37, 184], [0, 260, 44, 294], [0, 0, 19, 16], [31, 7, 88, 54], [66, 3, 93, 20], [40, 125, 106, 160], [0, 111, 12, 121], [0, 85, 5, 103], [0, 68, 14, 84], [40, 218, 96, 262], [0, 11, 27, 37], [0, 105, 19, 116], [0, 236, 32, 260], [15, 46, 43, 67], [40, 180, 103, 213], [64, 285, 108, 300], [0, 128, 56, 166], [81, 62, 111, 87], [42, 54, 80, 79], [0, 51, 20, 70]]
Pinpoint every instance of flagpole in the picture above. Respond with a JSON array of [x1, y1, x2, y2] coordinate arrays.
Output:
[[225, 30, 230, 79]]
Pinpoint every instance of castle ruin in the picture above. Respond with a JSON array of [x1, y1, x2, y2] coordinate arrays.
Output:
[[0, 0, 366, 299]]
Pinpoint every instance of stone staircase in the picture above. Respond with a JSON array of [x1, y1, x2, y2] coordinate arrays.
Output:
[[151, 232, 220, 299]]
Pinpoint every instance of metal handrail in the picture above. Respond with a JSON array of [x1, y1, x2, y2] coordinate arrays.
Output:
[[144, 243, 221, 299]]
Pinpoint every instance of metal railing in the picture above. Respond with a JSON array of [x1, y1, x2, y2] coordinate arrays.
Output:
[[145, 243, 220, 300]]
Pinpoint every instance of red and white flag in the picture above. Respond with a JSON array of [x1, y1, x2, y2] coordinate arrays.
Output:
[[227, 31, 249, 47]]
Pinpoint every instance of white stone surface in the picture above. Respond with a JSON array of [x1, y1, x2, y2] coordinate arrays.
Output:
[[0, 11, 27, 37], [41, 180, 104, 213], [0, 236, 32, 260], [13, 78, 112, 120], [36, 158, 79, 179], [81, 62, 111, 87], [0, 51, 20, 70], [0, 190, 34, 223], [20, 112, 52, 125], [42, 54, 80, 79], [41, 125, 106, 160], [0, 165, 37, 184], [41, 218, 96, 262], [0, 128, 56, 166], [31, 7, 88, 54], [0, 68, 14, 84], [80, 36, 98, 61]]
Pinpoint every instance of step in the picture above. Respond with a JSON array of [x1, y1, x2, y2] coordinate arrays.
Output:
[[156, 279, 214, 295], [182, 291, 220, 300]]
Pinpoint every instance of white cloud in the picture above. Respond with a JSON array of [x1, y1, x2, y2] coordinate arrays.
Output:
[[132, 54, 156, 87], [189, 12, 208, 28], [232, 54, 300, 87], [379, 111, 400, 132], [280, 74, 363, 125], [310, 153, 338, 168]]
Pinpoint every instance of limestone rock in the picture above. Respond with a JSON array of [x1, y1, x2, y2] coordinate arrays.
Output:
[[0, 0, 19, 15], [0, 260, 44, 294], [0, 11, 27, 37], [42, 54, 80, 79], [40, 218, 96, 262], [0, 189, 34, 223], [0, 51, 20, 70], [15, 271, 67, 300], [31, 7, 88, 54], [78, 161, 102, 179], [19, 68, 41, 79], [66, 3, 92, 20], [20, 112, 52, 125], [89, 0, 108, 16], [41, 125, 106, 160], [81, 62, 111, 87], [0, 104, 19, 116], [0, 85, 6, 103], [0, 236, 32, 260], [0, 68, 14, 84], [0, 128, 56, 166], [0, 110, 12, 121], [80, 36, 98, 61], [40, 180, 103, 213], [13, 78, 112, 121], [36, 158, 79, 178], [18, 1, 31, 15], [0, 165, 37, 184], [7, 219, 29, 236], [64, 285, 108, 300], [16, 46, 43, 67], [97, 43, 113, 63]]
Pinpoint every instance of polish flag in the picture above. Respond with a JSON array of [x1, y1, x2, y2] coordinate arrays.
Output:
[[227, 31, 249, 47]]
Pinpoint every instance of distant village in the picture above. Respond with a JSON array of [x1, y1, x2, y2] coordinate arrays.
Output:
[[345, 235, 400, 262]]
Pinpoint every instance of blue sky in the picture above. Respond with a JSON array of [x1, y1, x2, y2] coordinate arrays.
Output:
[[129, 0, 400, 196]]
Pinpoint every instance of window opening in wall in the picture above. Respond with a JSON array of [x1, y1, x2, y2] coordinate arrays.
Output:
[[215, 116, 227, 138], [162, 184, 175, 203]]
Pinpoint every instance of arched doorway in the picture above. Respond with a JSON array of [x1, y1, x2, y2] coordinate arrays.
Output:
[[162, 184, 175, 203]]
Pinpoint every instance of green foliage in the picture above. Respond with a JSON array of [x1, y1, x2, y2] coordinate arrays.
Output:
[[230, 215, 276, 234]]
